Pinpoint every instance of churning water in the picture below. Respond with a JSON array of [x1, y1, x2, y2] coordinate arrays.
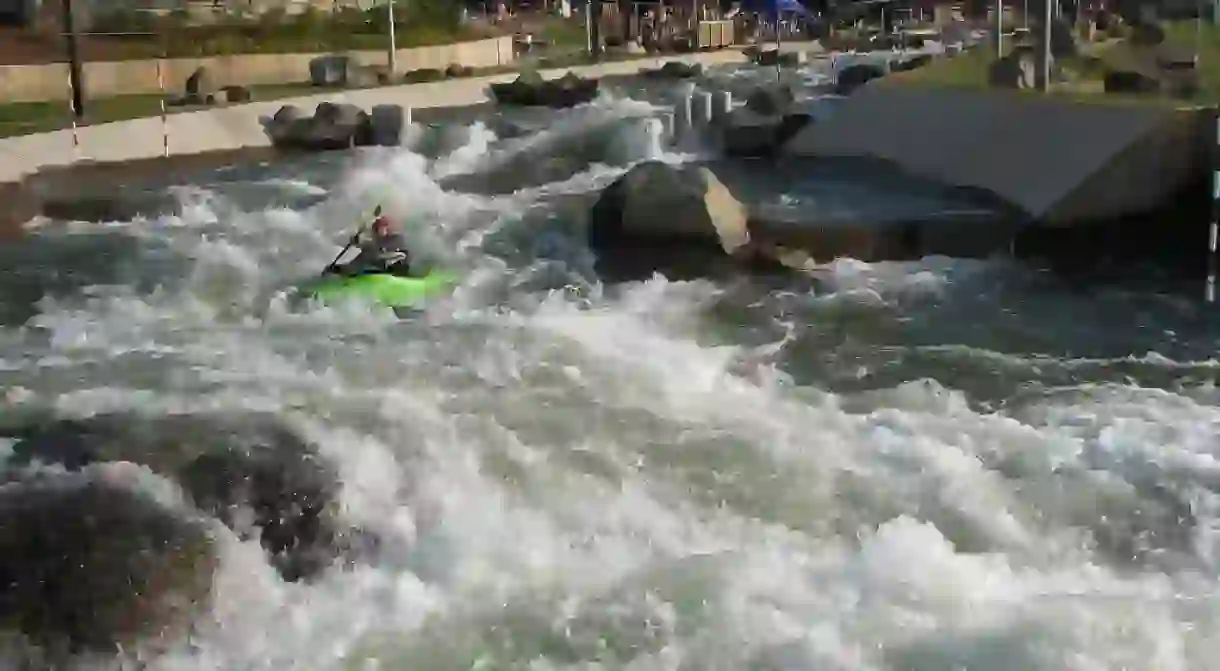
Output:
[[4, 75, 1220, 670]]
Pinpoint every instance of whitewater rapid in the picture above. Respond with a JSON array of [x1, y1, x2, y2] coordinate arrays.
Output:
[[3, 88, 1220, 671]]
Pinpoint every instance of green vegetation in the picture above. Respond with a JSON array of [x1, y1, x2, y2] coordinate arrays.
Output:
[[0, 95, 163, 137], [80, 4, 489, 60], [884, 20, 1220, 105], [0, 81, 352, 138], [0, 46, 653, 139]]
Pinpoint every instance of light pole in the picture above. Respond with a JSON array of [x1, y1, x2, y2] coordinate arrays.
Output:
[[996, 0, 1003, 58], [388, 0, 397, 74], [61, 0, 85, 118]]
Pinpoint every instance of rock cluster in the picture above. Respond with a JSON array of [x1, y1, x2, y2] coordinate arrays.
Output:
[[488, 70, 600, 108], [639, 61, 704, 80], [166, 66, 251, 108], [261, 102, 406, 151]]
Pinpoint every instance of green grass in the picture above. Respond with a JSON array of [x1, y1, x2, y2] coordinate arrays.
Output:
[[0, 48, 658, 139], [884, 20, 1220, 106], [0, 95, 166, 137], [0, 82, 340, 138]]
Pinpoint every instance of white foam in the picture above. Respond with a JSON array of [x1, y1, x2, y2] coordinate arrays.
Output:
[[3, 109, 1219, 670]]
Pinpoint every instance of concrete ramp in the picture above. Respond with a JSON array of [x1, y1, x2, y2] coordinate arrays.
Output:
[[783, 86, 1207, 223]]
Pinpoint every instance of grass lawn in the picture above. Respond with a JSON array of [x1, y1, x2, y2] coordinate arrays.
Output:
[[0, 47, 666, 139], [0, 83, 332, 139], [883, 20, 1220, 106]]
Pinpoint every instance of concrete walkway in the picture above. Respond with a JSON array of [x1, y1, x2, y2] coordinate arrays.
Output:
[[0, 50, 749, 184]]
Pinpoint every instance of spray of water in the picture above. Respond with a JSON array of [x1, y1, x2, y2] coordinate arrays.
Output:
[[2, 89, 1220, 671]]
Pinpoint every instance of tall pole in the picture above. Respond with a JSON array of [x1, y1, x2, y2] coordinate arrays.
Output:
[[995, 0, 1003, 58], [61, 0, 85, 119], [775, 9, 782, 79], [585, 0, 592, 53], [1041, 0, 1052, 90], [388, 0, 397, 74], [590, 0, 602, 59], [1034, 0, 1051, 90]]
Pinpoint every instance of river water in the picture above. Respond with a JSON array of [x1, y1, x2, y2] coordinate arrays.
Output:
[[4, 66, 1220, 670]]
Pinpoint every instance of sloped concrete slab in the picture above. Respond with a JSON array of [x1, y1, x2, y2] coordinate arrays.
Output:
[[783, 86, 1207, 224]]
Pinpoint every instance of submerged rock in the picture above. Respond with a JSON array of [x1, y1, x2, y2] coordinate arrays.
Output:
[[3, 412, 370, 582], [0, 474, 216, 657]]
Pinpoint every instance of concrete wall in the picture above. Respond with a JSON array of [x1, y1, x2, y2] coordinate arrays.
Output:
[[0, 36, 515, 103], [0, 50, 749, 185], [784, 86, 1207, 224]]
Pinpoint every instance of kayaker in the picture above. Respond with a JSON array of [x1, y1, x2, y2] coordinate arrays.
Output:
[[332, 213, 412, 277]]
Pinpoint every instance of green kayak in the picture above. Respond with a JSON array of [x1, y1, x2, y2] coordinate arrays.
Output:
[[298, 270, 461, 310]]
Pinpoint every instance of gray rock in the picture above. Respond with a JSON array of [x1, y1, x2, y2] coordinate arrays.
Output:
[[0, 474, 216, 657], [306, 102, 368, 148], [309, 54, 357, 87], [834, 63, 886, 96], [489, 70, 599, 108], [1104, 68, 1161, 94], [3, 412, 370, 583], [753, 48, 804, 67], [639, 60, 703, 79], [1050, 17, 1078, 59], [369, 104, 405, 146], [219, 84, 251, 104], [892, 54, 933, 72], [403, 68, 446, 83], [721, 108, 813, 158], [588, 161, 750, 255], [184, 66, 213, 99], [744, 84, 795, 116], [989, 46, 1038, 89]]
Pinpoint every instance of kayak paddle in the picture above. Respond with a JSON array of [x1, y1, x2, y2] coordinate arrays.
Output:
[[322, 205, 382, 276]]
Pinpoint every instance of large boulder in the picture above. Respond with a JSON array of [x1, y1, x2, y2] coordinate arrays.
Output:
[[369, 104, 406, 146], [1156, 44, 1200, 98], [310, 54, 359, 87], [166, 66, 217, 107], [3, 412, 372, 583], [184, 66, 214, 103], [1129, 20, 1165, 47], [744, 84, 795, 116], [721, 109, 814, 158], [261, 102, 373, 151], [989, 46, 1038, 89], [489, 71, 600, 108], [719, 85, 812, 158], [834, 63, 886, 96], [892, 54, 933, 73], [751, 47, 805, 67], [1050, 17, 1078, 59], [305, 101, 370, 149], [587, 161, 750, 279], [0, 473, 216, 658], [218, 84, 251, 104], [1104, 68, 1161, 94], [403, 68, 447, 83], [639, 60, 703, 79]]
